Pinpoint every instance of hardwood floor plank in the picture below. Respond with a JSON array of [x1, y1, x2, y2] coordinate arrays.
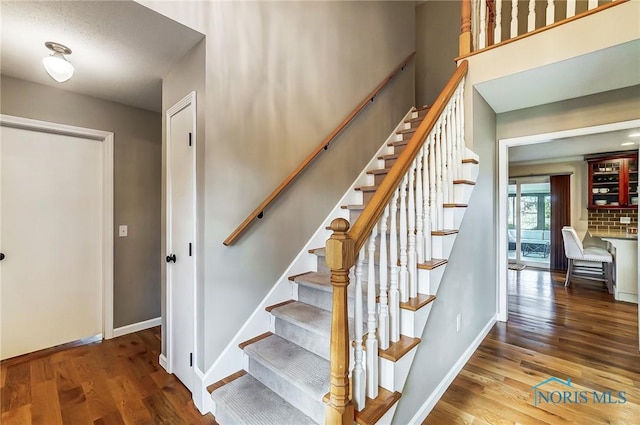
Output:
[[424, 270, 640, 424], [1, 326, 215, 425]]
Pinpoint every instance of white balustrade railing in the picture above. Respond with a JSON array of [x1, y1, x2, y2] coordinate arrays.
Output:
[[348, 78, 466, 409], [473, 0, 617, 49]]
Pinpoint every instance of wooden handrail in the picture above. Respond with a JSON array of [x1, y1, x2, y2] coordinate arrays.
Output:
[[348, 60, 469, 254], [223, 51, 416, 246]]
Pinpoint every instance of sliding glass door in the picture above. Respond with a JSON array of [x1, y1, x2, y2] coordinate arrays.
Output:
[[508, 178, 551, 268]]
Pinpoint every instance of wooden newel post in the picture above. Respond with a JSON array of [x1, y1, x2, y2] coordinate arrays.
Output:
[[460, 0, 472, 56], [325, 218, 356, 425]]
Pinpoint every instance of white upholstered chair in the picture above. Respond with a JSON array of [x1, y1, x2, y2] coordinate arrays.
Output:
[[561, 226, 613, 293]]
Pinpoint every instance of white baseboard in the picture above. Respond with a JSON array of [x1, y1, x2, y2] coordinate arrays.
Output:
[[408, 314, 497, 425], [159, 354, 168, 371], [113, 317, 161, 338]]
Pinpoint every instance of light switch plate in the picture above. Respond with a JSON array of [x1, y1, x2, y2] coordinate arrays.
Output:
[[119, 225, 128, 237], [620, 217, 631, 224]]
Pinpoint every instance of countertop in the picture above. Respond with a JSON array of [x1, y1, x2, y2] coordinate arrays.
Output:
[[588, 230, 638, 241]]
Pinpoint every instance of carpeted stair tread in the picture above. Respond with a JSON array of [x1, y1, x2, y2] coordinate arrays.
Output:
[[294, 272, 370, 297], [270, 301, 334, 338], [244, 334, 329, 400], [211, 373, 316, 425]]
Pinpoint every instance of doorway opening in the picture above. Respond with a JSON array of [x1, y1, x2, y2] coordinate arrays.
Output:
[[508, 177, 551, 269]]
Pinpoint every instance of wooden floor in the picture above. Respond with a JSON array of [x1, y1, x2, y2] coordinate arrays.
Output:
[[3, 270, 639, 424], [424, 269, 640, 425], [1, 327, 216, 425]]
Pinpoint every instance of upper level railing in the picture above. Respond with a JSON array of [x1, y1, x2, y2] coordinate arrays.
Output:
[[324, 60, 469, 423], [223, 52, 416, 246], [459, 0, 627, 56]]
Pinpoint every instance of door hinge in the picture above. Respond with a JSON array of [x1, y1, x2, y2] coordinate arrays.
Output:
[[189, 243, 192, 257], [190, 352, 193, 367], [188, 132, 192, 147]]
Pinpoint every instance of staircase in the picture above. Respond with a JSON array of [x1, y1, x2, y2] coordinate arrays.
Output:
[[207, 86, 480, 424]]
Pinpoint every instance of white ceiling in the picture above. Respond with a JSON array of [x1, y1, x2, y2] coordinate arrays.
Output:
[[0, 1, 203, 112], [509, 127, 640, 164]]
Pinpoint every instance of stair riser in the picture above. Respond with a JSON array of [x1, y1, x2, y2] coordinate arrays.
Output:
[[297, 284, 367, 318], [443, 207, 466, 230], [462, 162, 480, 182], [246, 357, 325, 424], [274, 318, 330, 360], [431, 234, 457, 259], [379, 349, 418, 393], [454, 184, 474, 205], [418, 266, 445, 295], [400, 303, 433, 338]]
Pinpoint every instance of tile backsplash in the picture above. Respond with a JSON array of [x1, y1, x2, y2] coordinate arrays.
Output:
[[588, 209, 638, 233]]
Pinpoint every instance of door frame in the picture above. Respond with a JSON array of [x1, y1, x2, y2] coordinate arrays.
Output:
[[164, 92, 197, 381], [0, 114, 115, 338], [497, 119, 640, 324]]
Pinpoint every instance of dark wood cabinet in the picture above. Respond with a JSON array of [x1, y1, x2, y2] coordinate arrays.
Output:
[[587, 153, 638, 209]]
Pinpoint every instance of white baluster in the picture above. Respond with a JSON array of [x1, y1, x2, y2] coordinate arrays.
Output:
[[588, 0, 598, 10], [546, 0, 555, 25], [423, 143, 432, 261], [366, 226, 378, 400], [435, 120, 444, 230], [456, 88, 464, 182], [399, 175, 409, 304], [528, 0, 536, 32], [446, 106, 454, 204], [430, 129, 437, 232], [389, 189, 400, 343], [460, 78, 467, 172], [494, 0, 503, 43], [416, 151, 424, 265], [378, 206, 390, 350], [479, 0, 487, 49], [451, 93, 460, 186], [408, 159, 417, 300], [441, 113, 449, 206], [566, 0, 576, 18], [353, 248, 365, 410], [511, 0, 519, 38]]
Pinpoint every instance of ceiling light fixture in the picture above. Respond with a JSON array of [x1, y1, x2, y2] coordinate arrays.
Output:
[[42, 41, 74, 83], [621, 141, 636, 146], [628, 133, 640, 138]]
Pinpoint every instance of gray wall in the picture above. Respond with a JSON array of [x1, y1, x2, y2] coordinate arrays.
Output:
[[0, 75, 162, 328], [393, 89, 497, 424], [415, 0, 460, 107], [161, 39, 206, 359], [142, 0, 416, 369]]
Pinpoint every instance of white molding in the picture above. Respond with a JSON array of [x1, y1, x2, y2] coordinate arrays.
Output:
[[497, 119, 640, 323], [192, 367, 212, 414], [112, 317, 161, 338], [408, 314, 497, 425], [159, 354, 168, 371], [0, 114, 115, 340], [165, 91, 197, 391]]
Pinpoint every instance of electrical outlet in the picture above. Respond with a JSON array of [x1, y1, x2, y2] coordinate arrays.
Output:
[[456, 313, 461, 332], [119, 225, 128, 237], [620, 216, 631, 224]]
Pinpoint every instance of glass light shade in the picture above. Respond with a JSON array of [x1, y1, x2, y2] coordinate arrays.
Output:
[[42, 52, 74, 82]]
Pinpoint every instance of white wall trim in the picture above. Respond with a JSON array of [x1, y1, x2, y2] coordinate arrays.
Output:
[[0, 114, 115, 340], [165, 91, 197, 387], [408, 314, 497, 425], [497, 119, 640, 323], [159, 354, 168, 371], [112, 317, 161, 338]]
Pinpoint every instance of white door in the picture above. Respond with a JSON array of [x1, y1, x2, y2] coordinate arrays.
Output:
[[0, 125, 103, 360], [166, 94, 196, 391]]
